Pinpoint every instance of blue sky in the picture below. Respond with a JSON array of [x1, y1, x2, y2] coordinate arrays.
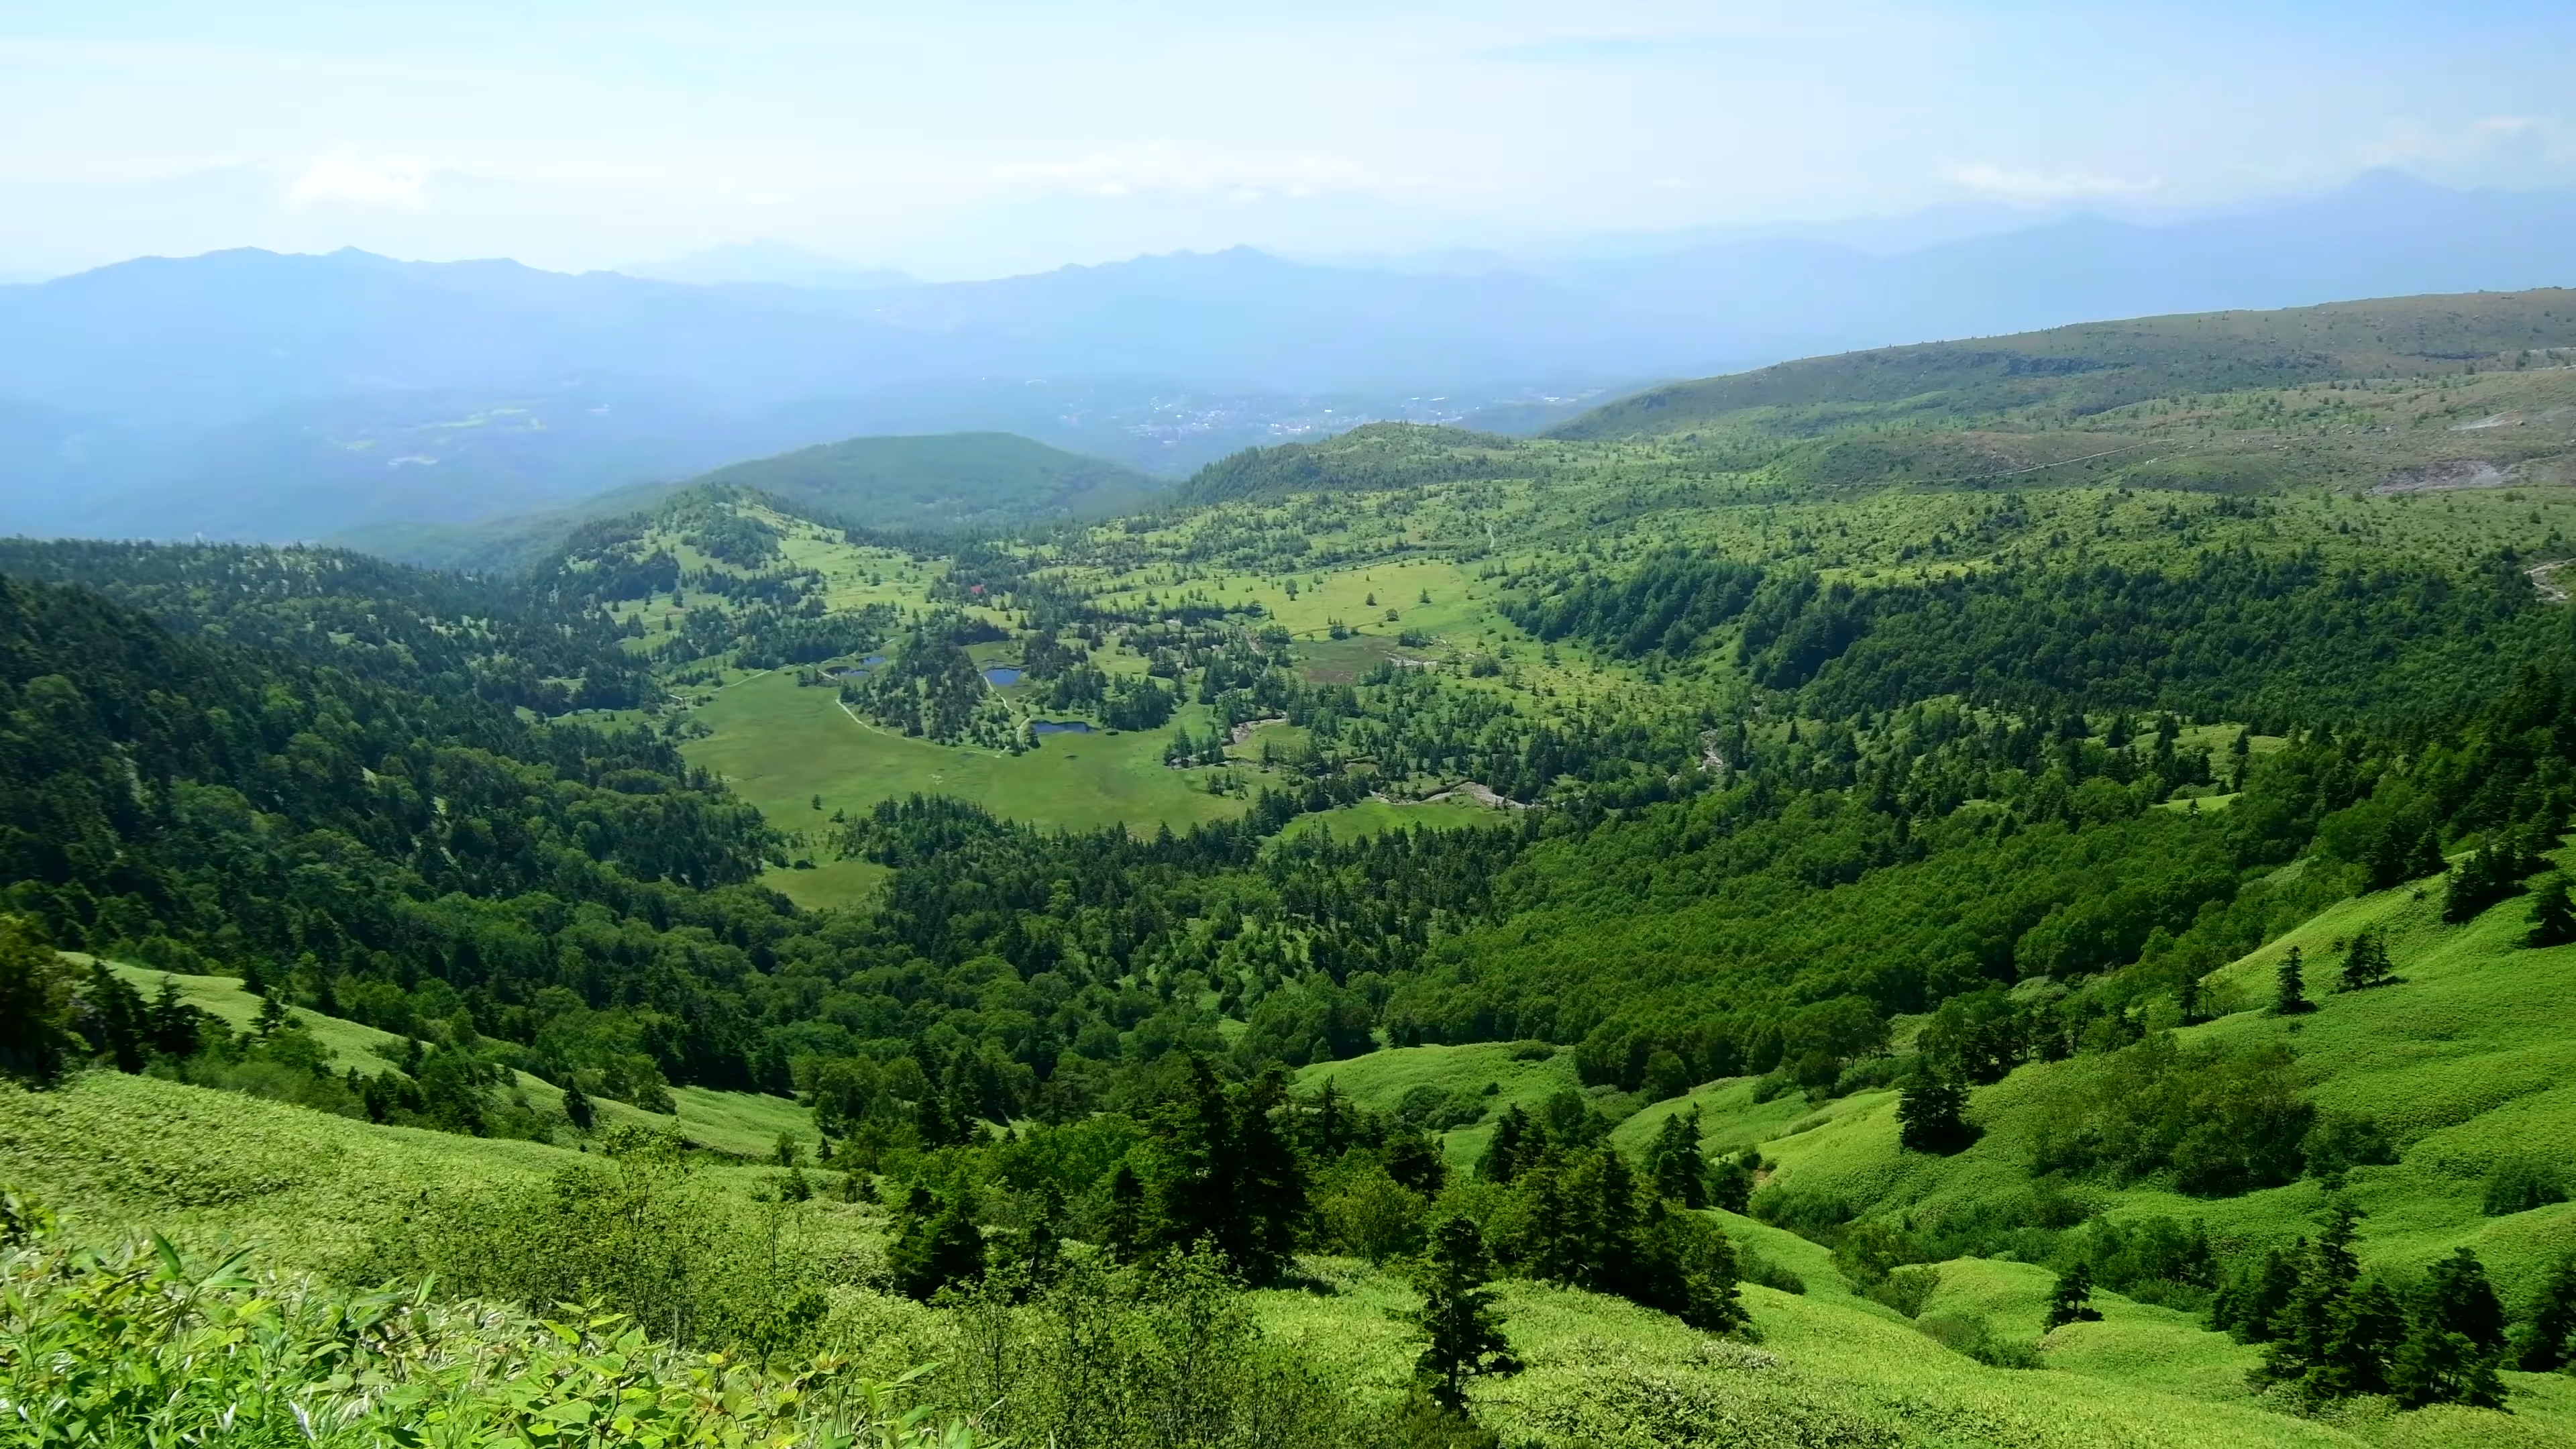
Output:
[[4, 1, 2573, 278]]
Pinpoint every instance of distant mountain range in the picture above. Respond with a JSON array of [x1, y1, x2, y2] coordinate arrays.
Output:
[[0, 170, 2567, 545]]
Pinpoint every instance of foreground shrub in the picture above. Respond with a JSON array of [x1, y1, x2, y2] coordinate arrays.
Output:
[[0, 1190, 971, 1448]]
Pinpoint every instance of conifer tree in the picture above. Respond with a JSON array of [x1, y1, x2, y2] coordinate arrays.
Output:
[[1147, 1059, 1307, 1282], [1646, 1110, 1707, 1207], [2513, 1253, 2576, 1371], [1477, 1105, 1541, 1183], [1104, 1164, 1146, 1263], [1517, 1158, 1589, 1286], [2392, 1318, 2507, 1409], [1383, 1131, 1447, 1197], [2258, 1201, 2406, 1399], [2528, 873, 2576, 947], [2337, 930, 2394, 993], [2044, 1262, 2103, 1331], [1896, 1074, 1973, 1154], [0, 917, 74, 1084], [253, 990, 294, 1040], [145, 976, 203, 1058], [2417, 1246, 2509, 1360], [2314, 1279, 2404, 1398], [1706, 1151, 1755, 1214], [1592, 1150, 1643, 1293], [1409, 1216, 1520, 1413], [2215, 1242, 2304, 1342], [561, 1076, 594, 1130], [2273, 947, 2313, 1016], [890, 1185, 985, 1301], [79, 963, 148, 1072]]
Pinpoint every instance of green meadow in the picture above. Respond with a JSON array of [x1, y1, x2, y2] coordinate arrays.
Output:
[[681, 667, 1247, 835]]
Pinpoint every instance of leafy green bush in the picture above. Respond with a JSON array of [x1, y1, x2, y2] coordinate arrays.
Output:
[[0, 1191, 969, 1449], [2481, 1157, 2569, 1217], [2026, 1033, 2312, 1195]]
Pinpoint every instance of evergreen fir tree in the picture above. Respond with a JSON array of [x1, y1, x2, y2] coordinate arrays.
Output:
[[2337, 930, 2394, 993], [1517, 1158, 1589, 1286], [2392, 1320, 2507, 1409], [2044, 1262, 2104, 1331], [145, 976, 203, 1058], [914, 1091, 955, 1149], [252, 990, 293, 1040], [1635, 1200, 1750, 1334], [2416, 1247, 2509, 1360], [2313, 1279, 2404, 1399], [78, 963, 148, 1072], [1477, 1105, 1540, 1183], [1383, 1131, 1447, 1197], [2390, 1250, 2512, 1407], [2214, 1243, 2303, 1342], [2445, 839, 2529, 924], [2273, 947, 2313, 1016], [2512, 1253, 2576, 1371], [1409, 1216, 1520, 1413], [1311, 1079, 1352, 1159], [1104, 1163, 1146, 1264], [2259, 1201, 2400, 1399], [2527, 873, 2576, 947], [561, 1076, 594, 1130], [1896, 1074, 1974, 1154], [1707, 1151, 1755, 1215], [1646, 1110, 1707, 1208], [1591, 1151, 1643, 1295], [890, 1185, 985, 1301]]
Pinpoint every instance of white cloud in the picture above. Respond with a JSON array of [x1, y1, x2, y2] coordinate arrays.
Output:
[[1948, 162, 2163, 201], [286, 148, 430, 210], [2358, 115, 2572, 178]]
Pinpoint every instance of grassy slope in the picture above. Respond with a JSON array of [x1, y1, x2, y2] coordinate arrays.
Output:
[[1295, 1042, 1587, 1172], [1719, 862, 2576, 1303], [1273, 857, 2576, 1442], [23, 868, 2576, 1444], [93, 959, 816, 1159], [1554, 290, 2576, 440]]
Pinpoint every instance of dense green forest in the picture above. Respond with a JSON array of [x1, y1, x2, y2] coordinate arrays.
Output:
[[11, 288, 2576, 1447]]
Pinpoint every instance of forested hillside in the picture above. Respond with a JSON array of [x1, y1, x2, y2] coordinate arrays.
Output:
[[11, 288, 2576, 1448]]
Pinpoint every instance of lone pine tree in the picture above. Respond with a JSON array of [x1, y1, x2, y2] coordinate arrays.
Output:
[[1409, 1216, 1520, 1413], [2045, 1262, 2104, 1332], [1896, 1073, 1974, 1155], [2274, 947, 2314, 1016], [2527, 873, 2576, 947]]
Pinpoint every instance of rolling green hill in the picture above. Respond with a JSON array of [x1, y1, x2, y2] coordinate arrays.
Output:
[[1550, 289, 2576, 441], [344, 429, 1161, 571], [688, 430, 1159, 529]]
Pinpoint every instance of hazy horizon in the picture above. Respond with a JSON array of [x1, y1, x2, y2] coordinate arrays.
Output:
[[8, 1, 2575, 282]]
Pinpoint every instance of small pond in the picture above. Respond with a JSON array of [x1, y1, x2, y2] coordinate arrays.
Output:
[[981, 667, 1024, 686], [1032, 720, 1093, 736]]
